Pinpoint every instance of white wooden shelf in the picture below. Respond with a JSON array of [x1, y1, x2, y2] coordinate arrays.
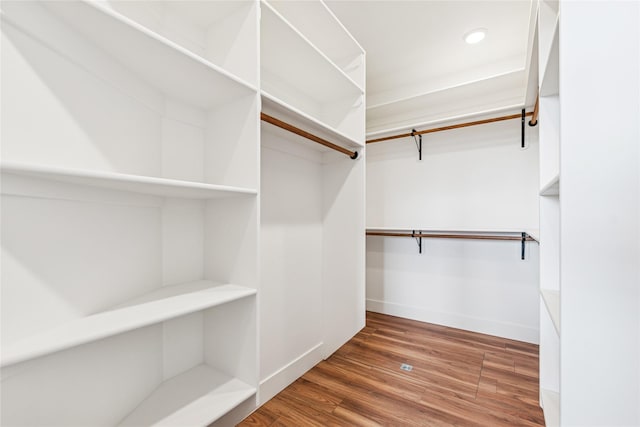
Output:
[[118, 364, 256, 427], [260, 1, 362, 106], [541, 388, 560, 427], [366, 103, 523, 141], [1, 162, 257, 199], [540, 16, 559, 97], [541, 289, 560, 335], [37, 0, 257, 109], [266, 0, 364, 90], [525, 229, 540, 242], [262, 91, 363, 149], [540, 174, 560, 196], [366, 71, 524, 136], [1, 281, 256, 367]]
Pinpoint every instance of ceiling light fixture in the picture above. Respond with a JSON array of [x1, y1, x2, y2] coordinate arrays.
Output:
[[464, 28, 487, 44]]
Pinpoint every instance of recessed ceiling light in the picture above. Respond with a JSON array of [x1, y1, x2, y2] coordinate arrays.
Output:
[[464, 28, 487, 44]]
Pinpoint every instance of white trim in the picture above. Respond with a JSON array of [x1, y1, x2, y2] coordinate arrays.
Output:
[[258, 342, 324, 405], [366, 299, 539, 344]]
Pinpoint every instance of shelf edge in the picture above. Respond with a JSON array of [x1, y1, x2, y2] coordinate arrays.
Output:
[[1, 283, 257, 367]]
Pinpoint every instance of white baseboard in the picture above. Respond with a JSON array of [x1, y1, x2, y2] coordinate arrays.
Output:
[[366, 299, 539, 344], [258, 342, 324, 405]]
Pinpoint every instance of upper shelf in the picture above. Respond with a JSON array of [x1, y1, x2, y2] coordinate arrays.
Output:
[[262, 91, 363, 150], [540, 16, 559, 97], [266, 0, 365, 90], [1, 162, 257, 199], [366, 71, 525, 137], [118, 364, 255, 427], [1, 281, 256, 367], [29, 0, 257, 109], [260, 1, 363, 106]]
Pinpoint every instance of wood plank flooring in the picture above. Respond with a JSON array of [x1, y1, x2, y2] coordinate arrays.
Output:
[[239, 312, 545, 426]]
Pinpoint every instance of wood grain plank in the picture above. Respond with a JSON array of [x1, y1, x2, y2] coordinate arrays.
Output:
[[238, 312, 544, 427]]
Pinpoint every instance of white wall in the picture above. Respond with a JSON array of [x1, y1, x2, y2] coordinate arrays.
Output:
[[366, 115, 540, 343]]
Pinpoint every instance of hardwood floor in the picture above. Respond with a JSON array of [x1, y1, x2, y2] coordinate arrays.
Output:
[[239, 312, 545, 426]]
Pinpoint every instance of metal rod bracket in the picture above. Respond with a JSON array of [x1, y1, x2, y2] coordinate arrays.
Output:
[[412, 230, 422, 254], [521, 109, 526, 148], [521, 232, 526, 260], [411, 129, 422, 160]]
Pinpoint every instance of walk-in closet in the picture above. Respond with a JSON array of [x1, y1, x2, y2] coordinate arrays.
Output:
[[1, 1, 638, 426]]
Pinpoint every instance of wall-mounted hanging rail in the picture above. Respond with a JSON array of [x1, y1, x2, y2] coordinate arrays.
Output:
[[261, 112, 359, 159], [366, 97, 540, 155], [366, 229, 535, 260]]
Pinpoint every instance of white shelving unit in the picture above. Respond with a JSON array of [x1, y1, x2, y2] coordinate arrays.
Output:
[[1, 0, 260, 425], [258, 0, 366, 404], [2, 0, 365, 425], [261, 0, 364, 145], [536, 1, 561, 425], [539, 1, 640, 425]]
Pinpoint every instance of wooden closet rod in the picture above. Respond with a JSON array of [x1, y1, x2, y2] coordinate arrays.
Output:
[[261, 112, 358, 159], [366, 230, 534, 259], [367, 111, 535, 144], [366, 231, 534, 241]]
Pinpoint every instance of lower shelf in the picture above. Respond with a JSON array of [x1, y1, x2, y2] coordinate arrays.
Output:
[[541, 388, 560, 427], [118, 364, 256, 426], [2, 281, 256, 367]]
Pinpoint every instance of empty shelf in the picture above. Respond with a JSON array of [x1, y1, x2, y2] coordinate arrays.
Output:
[[118, 364, 256, 427], [540, 16, 559, 97], [262, 91, 363, 149], [261, 1, 362, 105], [38, 0, 256, 109], [1, 281, 256, 367], [541, 289, 560, 335], [1, 162, 257, 199]]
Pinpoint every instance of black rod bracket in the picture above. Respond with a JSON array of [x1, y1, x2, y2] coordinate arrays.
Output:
[[521, 109, 526, 148], [411, 129, 422, 160], [521, 232, 526, 260], [412, 230, 422, 254]]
